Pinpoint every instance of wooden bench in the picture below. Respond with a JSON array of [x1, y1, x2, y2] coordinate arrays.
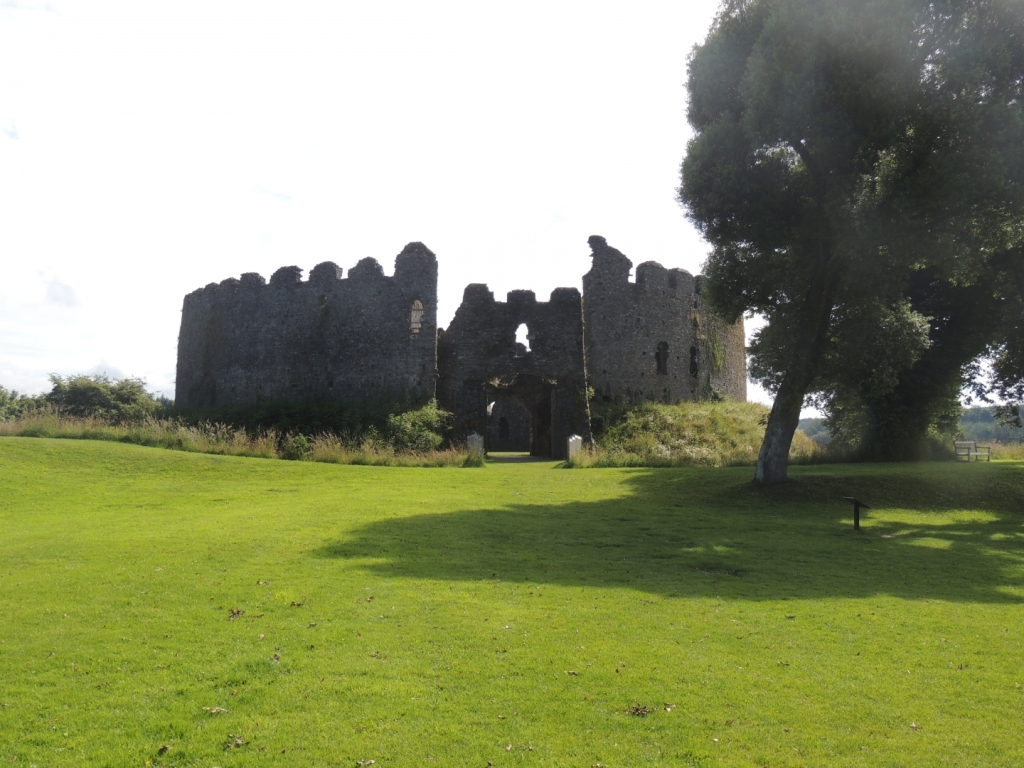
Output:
[[954, 440, 991, 461]]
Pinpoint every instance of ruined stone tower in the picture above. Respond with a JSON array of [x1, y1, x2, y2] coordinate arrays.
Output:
[[175, 242, 438, 409], [582, 236, 746, 404]]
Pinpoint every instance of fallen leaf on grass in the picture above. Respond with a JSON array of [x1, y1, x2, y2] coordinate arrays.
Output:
[[366, 596, 374, 602], [224, 734, 250, 749], [256, 580, 270, 585], [203, 707, 228, 714], [309, 622, 317, 628], [910, 722, 922, 731], [565, 670, 578, 676], [505, 744, 512, 751], [664, 704, 674, 712], [357, 760, 376, 766]]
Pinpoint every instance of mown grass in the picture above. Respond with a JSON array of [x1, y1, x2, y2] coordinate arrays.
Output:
[[1, 438, 1023, 766]]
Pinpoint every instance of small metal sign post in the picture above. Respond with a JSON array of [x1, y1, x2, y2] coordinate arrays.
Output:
[[843, 497, 870, 530]]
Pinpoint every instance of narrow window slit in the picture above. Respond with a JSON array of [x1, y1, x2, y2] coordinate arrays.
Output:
[[410, 300, 424, 334], [656, 341, 669, 375]]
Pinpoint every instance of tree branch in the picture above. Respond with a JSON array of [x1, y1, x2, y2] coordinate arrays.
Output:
[[788, 138, 822, 186]]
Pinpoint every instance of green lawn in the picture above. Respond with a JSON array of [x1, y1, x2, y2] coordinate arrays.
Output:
[[1, 438, 1023, 766]]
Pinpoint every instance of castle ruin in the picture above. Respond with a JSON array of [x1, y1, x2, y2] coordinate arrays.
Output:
[[175, 237, 746, 458]]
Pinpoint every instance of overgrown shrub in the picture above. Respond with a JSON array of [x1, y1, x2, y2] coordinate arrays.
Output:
[[45, 374, 165, 422], [0, 413, 470, 466], [385, 402, 451, 452], [283, 433, 313, 460], [174, 394, 441, 439], [577, 400, 819, 467], [0, 386, 44, 421]]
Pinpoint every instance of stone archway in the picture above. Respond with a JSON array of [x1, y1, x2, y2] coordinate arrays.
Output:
[[487, 394, 531, 452], [484, 374, 556, 456]]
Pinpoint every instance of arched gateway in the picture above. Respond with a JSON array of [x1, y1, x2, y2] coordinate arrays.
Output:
[[436, 286, 592, 459]]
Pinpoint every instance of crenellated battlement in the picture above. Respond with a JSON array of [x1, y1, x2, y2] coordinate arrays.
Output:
[[583, 235, 745, 405], [175, 243, 438, 410], [437, 278, 590, 458], [186, 243, 438, 309], [174, 235, 744, 453]]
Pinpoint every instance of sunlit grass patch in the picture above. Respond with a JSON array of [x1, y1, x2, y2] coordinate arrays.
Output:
[[1, 438, 1022, 766], [868, 508, 1002, 527], [904, 536, 954, 549]]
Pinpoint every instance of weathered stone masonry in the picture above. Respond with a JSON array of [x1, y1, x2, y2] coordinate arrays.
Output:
[[437, 285, 592, 459], [175, 242, 438, 409], [175, 236, 746, 454], [583, 236, 746, 404]]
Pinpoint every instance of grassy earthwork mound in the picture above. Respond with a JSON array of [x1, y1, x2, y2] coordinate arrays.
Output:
[[1, 437, 1023, 765]]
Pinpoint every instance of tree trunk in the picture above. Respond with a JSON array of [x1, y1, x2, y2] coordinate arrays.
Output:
[[755, 258, 839, 484], [755, 377, 806, 483]]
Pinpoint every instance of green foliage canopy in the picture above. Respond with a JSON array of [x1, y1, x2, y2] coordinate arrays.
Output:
[[680, 0, 1024, 480], [44, 374, 164, 422], [0, 386, 42, 421]]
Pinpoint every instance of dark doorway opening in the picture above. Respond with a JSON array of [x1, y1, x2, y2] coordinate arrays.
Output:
[[488, 395, 531, 452], [484, 374, 556, 456]]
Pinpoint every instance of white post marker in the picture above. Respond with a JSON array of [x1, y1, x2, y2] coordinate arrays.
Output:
[[566, 434, 582, 462], [467, 432, 485, 459]]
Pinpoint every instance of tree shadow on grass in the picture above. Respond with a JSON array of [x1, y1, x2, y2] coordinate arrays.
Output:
[[314, 463, 1024, 603]]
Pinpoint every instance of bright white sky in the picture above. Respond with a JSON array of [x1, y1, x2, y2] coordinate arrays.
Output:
[[0, 0, 779, 408]]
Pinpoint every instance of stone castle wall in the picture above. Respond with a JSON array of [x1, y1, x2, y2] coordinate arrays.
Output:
[[174, 236, 746, 452], [582, 236, 746, 404], [175, 242, 438, 409], [438, 285, 592, 459]]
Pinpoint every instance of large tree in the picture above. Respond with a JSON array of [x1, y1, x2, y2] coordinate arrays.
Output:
[[680, 0, 1024, 482], [819, 250, 1024, 459]]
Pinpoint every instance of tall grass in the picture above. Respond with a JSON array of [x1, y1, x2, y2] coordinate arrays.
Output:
[[306, 433, 467, 467], [572, 400, 820, 467], [0, 413, 469, 466], [990, 442, 1024, 461]]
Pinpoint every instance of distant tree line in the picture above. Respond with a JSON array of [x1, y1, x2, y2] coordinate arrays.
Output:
[[0, 375, 169, 423], [800, 409, 1024, 447]]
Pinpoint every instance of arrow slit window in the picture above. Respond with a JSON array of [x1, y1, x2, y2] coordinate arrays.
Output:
[[410, 300, 424, 334]]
